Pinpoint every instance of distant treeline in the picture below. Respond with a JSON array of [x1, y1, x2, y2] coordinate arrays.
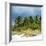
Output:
[[12, 15, 41, 32]]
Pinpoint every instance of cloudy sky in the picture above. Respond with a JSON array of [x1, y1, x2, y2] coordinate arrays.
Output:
[[10, 6, 41, 25]]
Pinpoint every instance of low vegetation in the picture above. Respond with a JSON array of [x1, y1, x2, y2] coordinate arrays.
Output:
[[12, 15, 41, 37]]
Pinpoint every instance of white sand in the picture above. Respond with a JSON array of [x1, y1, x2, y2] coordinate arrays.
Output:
[[11, 34, 43, 42]]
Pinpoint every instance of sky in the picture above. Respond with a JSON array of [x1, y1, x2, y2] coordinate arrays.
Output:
[[10, 6, 41, 25]]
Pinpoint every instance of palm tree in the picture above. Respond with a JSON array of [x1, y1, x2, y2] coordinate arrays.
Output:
[[15, 16, 22, 27], [29, 16, 33, 23], [28, 16, 34, 29], [13, 16, 22, 31], [32, 15, 41, 30]]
